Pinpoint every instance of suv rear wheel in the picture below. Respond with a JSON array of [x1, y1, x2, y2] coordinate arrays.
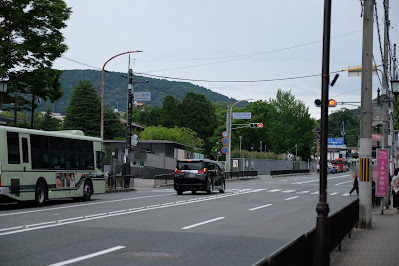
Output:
[[206, 178, 213, 194]]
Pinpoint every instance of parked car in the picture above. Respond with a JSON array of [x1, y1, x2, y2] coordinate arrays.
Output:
[[174, 159, 225, 195], [327, 163, 336, 174]]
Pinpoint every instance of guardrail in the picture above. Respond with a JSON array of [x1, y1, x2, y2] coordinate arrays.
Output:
[[154, 173, 174, 188], [270, 169, 310, 177], [254, 199, 359, 266], [225, 171, 258, 179]]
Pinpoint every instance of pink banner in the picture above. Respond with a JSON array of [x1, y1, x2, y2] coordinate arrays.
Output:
[[376, 149, 389, 197]]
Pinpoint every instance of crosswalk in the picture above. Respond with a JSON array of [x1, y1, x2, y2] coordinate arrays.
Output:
[[153, 188, 352, 197]]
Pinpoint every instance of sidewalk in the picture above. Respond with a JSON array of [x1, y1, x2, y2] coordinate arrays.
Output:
[[330, 207, 399, 266]]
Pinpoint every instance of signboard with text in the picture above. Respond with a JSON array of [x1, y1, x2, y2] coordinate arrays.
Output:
[[134, 92, 151, 101], [233, 112, 251, 119], [376, 149, 389, 197], [327, 137, 344, 148]]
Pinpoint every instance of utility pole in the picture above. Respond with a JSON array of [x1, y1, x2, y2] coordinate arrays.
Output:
[[124, 58, 134, 181], [314, 0, 331, 264], [226, 105, 231, 173], [358, 0, 374, 229]]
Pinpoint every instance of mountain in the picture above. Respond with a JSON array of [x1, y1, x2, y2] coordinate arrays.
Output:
[[39, 69, 239, 114]]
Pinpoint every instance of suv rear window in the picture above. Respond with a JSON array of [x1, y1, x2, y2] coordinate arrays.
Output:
[[177, 162, 205, 170]]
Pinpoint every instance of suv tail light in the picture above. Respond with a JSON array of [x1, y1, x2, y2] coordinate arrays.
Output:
[[197, 168, 207, 174], [175, 168, 182, 174]]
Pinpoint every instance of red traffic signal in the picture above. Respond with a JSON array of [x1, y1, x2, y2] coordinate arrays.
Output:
[[328, 99, 337, 107], [314, 99, 337, 107], [249, 123, 263, 128]]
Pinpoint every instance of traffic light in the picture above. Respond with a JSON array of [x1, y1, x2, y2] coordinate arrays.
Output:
[[314, 99, 337, 107], [328, 99, 337, 107], [249, 123, 263, 128]]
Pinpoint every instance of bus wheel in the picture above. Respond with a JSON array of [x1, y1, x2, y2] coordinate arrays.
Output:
[[82, 180, 92, 201], [35, 182, 47, 207]]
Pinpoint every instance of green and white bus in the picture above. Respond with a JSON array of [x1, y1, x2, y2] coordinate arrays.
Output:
[[0, 126, 105, 206]]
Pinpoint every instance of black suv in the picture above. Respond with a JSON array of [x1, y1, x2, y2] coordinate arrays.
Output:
[[174, 159, 225, 195]]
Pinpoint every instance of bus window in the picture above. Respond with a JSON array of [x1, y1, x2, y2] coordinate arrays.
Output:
[[22, 138, 29, 163], [7, 132, 20, 164]]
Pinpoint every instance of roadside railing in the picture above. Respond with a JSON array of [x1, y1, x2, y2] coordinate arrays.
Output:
[[270, 169, 310, 177], [225, 171, 258, 179], [254, 199, 359, 266], [154, 173, 174, 188]]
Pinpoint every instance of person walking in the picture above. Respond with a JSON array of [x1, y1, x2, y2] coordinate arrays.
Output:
[[391, 168, 399, 212], [349, 170, 359, 196]]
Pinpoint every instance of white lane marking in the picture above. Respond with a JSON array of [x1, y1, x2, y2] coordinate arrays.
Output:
[[297, 191, 310, 194], [329, 192, 339, 195], [281, 190, 296, 193], [285, 196, 299, 201], [181, 217, 225, 230], [335, 180, 352, 186], [0, 190, 259, 236], [342, 193, 351, 196], [0, 193, 175, 217], [48, 246, 125, 266], [267, 189, 282, 192], [311, 192, 319, 195], [249, 204, 272, 211]]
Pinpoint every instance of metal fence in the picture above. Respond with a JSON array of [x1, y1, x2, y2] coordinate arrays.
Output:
[[254, 199, 359, 266]]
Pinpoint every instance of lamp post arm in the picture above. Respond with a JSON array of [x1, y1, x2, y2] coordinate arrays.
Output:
[[100, 50, 142, 140]]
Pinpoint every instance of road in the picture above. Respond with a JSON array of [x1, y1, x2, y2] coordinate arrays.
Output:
[[0, 172, 356, 266]]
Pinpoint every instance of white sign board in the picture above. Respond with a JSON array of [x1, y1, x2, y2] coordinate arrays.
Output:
[[134, 92, 151, 101], [233, 112, 251, 119]]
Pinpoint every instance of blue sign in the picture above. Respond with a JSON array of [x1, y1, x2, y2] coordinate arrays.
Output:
[[221, 147, 228, 154], [328, 137, 344, 148], [233, 112, 251, 119], [222, 138, 228, 145], [134, 92, 151, 101]]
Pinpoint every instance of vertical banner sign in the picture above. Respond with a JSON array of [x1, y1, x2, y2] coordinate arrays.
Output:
[[376, 149, 389, 197], [359, 158, 369, 182]]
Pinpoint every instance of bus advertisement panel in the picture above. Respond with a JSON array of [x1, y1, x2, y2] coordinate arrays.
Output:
[[0, 126, 105, 206]]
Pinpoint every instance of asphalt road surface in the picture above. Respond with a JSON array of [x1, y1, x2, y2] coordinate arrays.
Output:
[[0, 172, 357, 266]]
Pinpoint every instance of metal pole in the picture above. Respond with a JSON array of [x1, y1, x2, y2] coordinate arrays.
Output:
[[314, 0, 331, 264], [100, 50, 142, 140], [358, 0, 374, 229], [226, 105, 231, 173]]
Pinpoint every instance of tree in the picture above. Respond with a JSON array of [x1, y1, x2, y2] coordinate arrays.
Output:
[[328, 108, 360, 147], [140, 125, 204, 148], [159, 95, 181, 128], [267, 89, 315, 160], [0, 0, 71, 76], [0, 0, 71, 121], [13, 68, 63, 128], [104, 109, 125, 140], [63, 80, 101, 137], [180, 92, 218, 156], [34, 108, 61, 131]]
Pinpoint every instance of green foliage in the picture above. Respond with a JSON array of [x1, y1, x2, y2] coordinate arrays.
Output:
[[34, 109, 61, 131], [231, 149, 282, 160], [37, 70, 239, 114], [63, 80, 101, 137], [267, 89, 315, 160], [140, 125, 204, 148], [104, 109, 125, 140], [0, 0, 71, 113], [181, 92, 218, 156], [328, 108, 360, 147], [159, 95, 181, 128]]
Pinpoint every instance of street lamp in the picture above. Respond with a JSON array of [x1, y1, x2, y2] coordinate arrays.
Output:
[[226, 99, 253, 173], [0, 77, 9, 112], [100, 50, 143, 140]]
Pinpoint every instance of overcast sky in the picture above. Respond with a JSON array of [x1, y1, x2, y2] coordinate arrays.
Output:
[[53, 0, 399, 119]]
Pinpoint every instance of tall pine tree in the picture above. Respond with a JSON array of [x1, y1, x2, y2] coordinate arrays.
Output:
[[63, 80, 101, 137]]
